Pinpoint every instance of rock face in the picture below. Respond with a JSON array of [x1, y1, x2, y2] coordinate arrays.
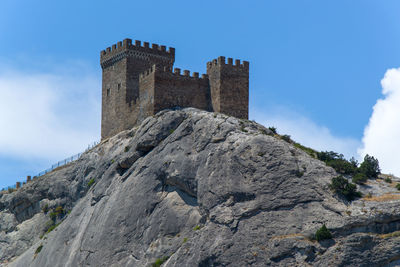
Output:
[[2, 108, 400, 266]]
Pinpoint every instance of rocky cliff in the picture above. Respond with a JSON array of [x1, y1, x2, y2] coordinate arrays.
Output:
[[2, 108, 400, 266]]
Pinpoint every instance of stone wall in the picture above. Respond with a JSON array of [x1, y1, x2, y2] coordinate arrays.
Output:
[[152, 66, 211, 114]]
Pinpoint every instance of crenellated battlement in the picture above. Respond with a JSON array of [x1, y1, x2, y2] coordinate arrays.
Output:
[[206, 56, 249, 71], [139, 64, 208, 81], [101, 38, 249, 140], [100, 38, 175, 69]]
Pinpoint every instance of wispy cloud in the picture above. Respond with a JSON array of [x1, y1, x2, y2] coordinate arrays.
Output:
[[251, 108, 361, 160], [0, 62, 100, 160], [358, 67, 400, 175]]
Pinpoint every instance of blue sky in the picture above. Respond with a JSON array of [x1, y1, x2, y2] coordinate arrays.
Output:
[[1, 1, 400, 188]]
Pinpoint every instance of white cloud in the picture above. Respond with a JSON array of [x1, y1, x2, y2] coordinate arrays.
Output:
[[358, 67, 400, 176], [251, 108, 361, 160], [0, 63, 101, 160]]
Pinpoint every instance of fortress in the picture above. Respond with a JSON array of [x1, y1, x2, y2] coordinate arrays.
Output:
[[100, 38, 249, 139]]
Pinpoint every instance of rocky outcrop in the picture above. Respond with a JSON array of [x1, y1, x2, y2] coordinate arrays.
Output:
[[2, 108, 400, 266]]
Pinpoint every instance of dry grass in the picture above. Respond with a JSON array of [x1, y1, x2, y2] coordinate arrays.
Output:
[[363, 193, 400, 202], [378, 231, 400, 239]]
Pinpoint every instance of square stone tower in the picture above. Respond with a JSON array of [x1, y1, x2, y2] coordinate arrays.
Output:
[[100, 39, 175, 139], [207, 56, 249, 119]]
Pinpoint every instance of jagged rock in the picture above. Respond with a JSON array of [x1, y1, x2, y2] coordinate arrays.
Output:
[[1, 108, 400, 266]]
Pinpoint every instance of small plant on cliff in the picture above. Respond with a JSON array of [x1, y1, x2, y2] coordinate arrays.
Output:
[[317, 151, 356, 175], [293, 143, 318, 158], [280, 134, 292, 143], [88, 178, 95, 187], [124, 146, 131, 152], [268, 127, 277, 134], [151, 256, 170, 267], [329, 175, 361, 201], [35, 244, 43, 255], [352, 173, 368, 185], [46, 224, 57, 234], [384, 177, 392, 183], [55, 206, 65, 216], [295, 170, 304, 177], [396, 184, 400, 191], [193, 225, 202, 231], [44, 220, 61, 234], [315, 225, 332, 241], [49, 211, 57, 221]]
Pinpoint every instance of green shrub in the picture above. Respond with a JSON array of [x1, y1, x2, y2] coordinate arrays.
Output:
[[315, 225, 332, 241], [88, 178, 95, 187], [349, 157, 359, 168], [317, 151, 341, 162], [326, 159, 357, 175], [193, 225, 201, 231], [280, 134, 292, 143], [384, 177, 392, 183], [295, 170, 304, 177], [329, 175, 361, 201], [46, 224, 57, 234], [183, 237, 188, 243], [293, 143, 317, 158], [359, 154, 380, 179], [124, 146, 131, 152], [268, 127, 277, 134], [151, 256, 169, 267], [46, 222, 61, 234], [352, 173, 368, 185], [317, 151, 356, 175], [396, 184, 400, 191], [55, 206, 64, 215], [35, 244, 43, 255], [49, 212, 57, 221]]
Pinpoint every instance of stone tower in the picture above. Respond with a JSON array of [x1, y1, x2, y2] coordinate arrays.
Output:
[[100, 39, 175, 139], [207, 56, 249, 119], [100, 38, 249, 140]]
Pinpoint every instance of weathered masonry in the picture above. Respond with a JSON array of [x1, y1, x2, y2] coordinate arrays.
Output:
[[100, 38, 249, 139]]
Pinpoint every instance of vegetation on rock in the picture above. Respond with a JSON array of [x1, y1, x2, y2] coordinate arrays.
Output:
[[359, 154, 381, 179], [329, 175, 362, 201], [151, 256, 170, 267], [87, 178, 95, 187], [352, 173, 368, 185], [34, 244, 43, 255], [315, 225, 332, 241]]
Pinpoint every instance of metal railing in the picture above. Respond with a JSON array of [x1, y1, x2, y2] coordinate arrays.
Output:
[[0, 141, 99, 192]]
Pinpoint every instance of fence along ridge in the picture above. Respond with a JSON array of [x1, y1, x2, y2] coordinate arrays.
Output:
[[1, 141, 99, 192]]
